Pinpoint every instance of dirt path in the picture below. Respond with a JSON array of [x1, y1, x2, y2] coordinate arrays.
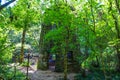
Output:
[[17, 57, 76, 80], [18, 66, 76, 80], [17, 66, 75, 80], [28, 70, 75, 80]]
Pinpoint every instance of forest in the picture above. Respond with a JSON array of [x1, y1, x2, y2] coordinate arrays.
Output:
[[0, 0, 120, 80]]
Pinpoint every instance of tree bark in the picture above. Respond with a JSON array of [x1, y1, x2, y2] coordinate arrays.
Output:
[[112, 14, 120, 71], [108, 0, 120, 71], [63, 48, 67, 80], [20, 28, 26, 63], [37, 24, 45, 69], [64, 26, 70, 80], [115, 0, 120, 14]]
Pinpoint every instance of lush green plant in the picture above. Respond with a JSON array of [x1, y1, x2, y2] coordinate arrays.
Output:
[[20, 60, 30, 67], [74, 71, 120, 80], [0, 65, 26, 80]]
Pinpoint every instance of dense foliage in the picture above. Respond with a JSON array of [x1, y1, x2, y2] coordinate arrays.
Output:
[[0, 0, 120, 80]]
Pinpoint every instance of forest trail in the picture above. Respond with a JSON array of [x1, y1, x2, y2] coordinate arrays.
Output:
[[17, 57, 76, 80], [28, 70, 75, 80]]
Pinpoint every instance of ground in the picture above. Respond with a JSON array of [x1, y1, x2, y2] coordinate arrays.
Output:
[[17, 57, 76, 80], [28, 70, 75, 80]]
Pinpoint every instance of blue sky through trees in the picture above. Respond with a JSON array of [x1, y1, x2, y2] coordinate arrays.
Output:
[[1, 0, 16, 7]]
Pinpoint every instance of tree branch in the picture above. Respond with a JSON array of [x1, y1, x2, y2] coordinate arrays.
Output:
[[0, 0, 15, 11]]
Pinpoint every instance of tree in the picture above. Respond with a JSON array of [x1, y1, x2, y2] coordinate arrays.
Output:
[[11, 0, 40, 63], [42, 1, 76, 79], [108, 0, 120, 71]]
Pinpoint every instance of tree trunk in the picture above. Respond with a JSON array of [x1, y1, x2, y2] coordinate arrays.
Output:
[[39, 25, 45, 55], [46, 51, 50, 69], [20, 28, 26, 63], [26, 54, 30, 79], [115, 0, 120, 14], [37, 25, 45, 69], [110, 0, 120, 70], [64, 26, 70, 80], [112, 14, 120, 71], [64, 48, 67, 80]]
